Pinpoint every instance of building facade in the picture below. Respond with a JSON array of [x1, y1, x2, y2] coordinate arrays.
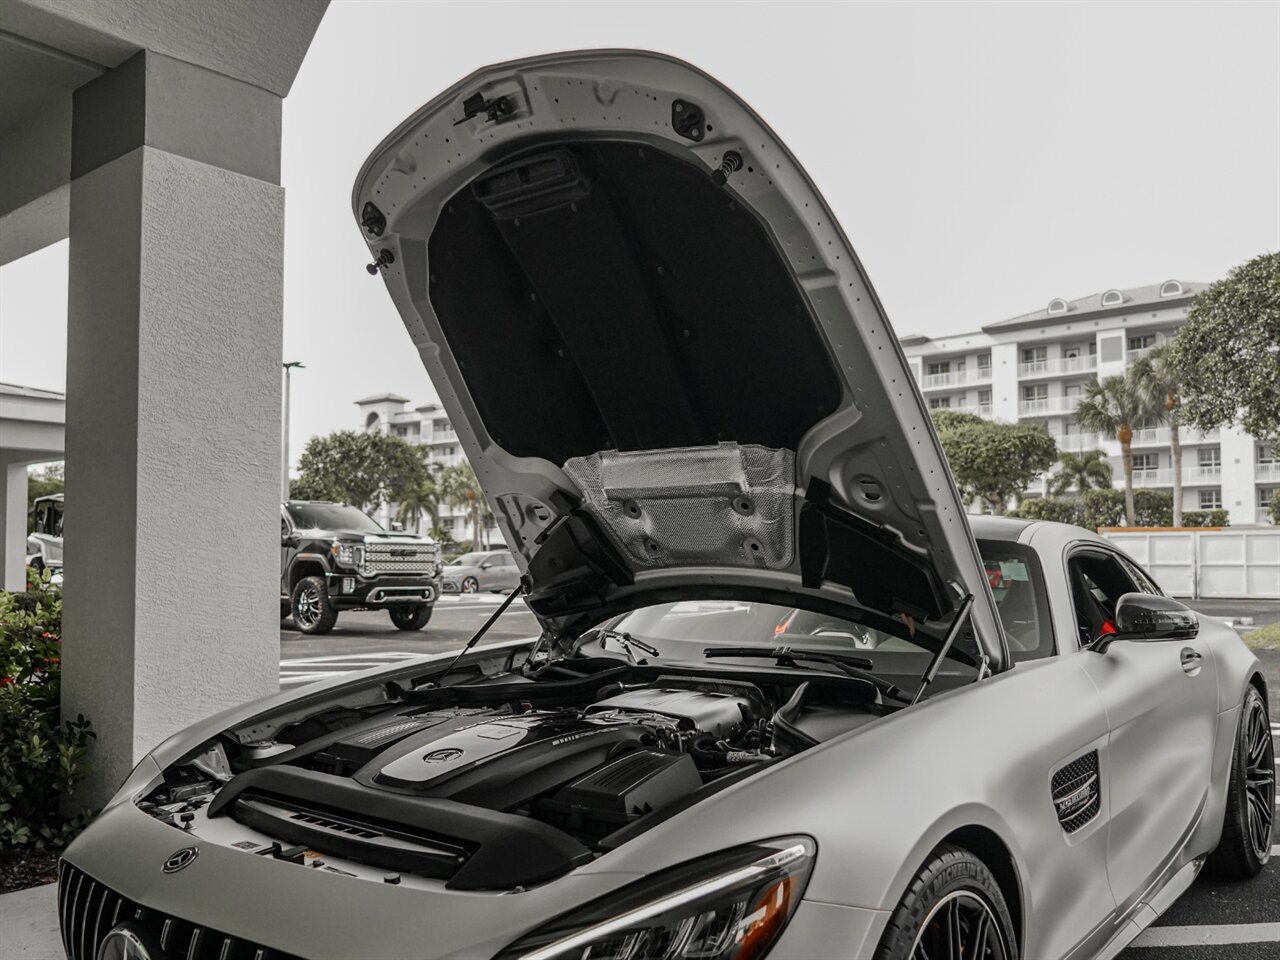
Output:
[[354, 394, 500, 548], [901, 281, 1277, 526]]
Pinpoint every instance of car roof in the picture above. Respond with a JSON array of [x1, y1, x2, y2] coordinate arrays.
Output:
[[968, 515, 1034, 541]]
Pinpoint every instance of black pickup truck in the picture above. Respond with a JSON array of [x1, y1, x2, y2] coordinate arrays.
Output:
[[281, 500, 441, 635]]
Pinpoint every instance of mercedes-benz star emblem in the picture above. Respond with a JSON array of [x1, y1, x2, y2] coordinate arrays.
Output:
[[162, 845, 199, 873], [423, 747, 465, 763], [95, 925, 154, 960]]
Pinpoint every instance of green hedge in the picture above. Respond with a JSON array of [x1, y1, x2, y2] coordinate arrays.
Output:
[[0, 572, 95, 851], [1012, 489, 1227, 530]]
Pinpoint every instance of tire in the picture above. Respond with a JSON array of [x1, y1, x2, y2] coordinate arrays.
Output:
[[280, 599, 291, 620], [389, 604, 433, 631], [1206, 685, 1274, 878], [461, 576, 479, 594], [291, 576, 338, 635], [874, 843, 1017, 960]]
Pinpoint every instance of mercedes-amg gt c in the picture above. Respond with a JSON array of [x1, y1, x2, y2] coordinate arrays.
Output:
[[60, 51, 1272, 960]]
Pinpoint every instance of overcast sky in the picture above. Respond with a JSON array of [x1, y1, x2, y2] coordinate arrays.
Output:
[[3, 0, 1277, 466]]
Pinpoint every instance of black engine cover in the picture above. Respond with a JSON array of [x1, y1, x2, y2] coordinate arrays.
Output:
[[354, 712, 650, 812]]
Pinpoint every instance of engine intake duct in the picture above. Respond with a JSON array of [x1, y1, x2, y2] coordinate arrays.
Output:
[[207, 766, 592, 890], [535, 749, 700, 840]]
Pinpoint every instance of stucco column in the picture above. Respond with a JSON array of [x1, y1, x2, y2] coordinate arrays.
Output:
[[1, 461, 27, 592], [63, 52, 283, 805]]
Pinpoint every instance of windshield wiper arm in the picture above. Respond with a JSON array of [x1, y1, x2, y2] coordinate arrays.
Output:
[[702, 646, 909, 705], [595, 628, 660, 663]]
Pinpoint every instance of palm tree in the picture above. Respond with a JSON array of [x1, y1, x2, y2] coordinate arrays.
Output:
[[441, 461, 488, 552], [1073, 373, 1154, 526], [1047, 449, 1113, 496], [1131, 344, 1184, 527], [395, 462, 444, 535]]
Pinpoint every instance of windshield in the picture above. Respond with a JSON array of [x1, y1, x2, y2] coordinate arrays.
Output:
[[451, 553, 487, 566], [286, 503, 383, 534], [583, 600, 979, 693]]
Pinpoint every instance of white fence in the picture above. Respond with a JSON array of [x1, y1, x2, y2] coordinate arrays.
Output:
[[1101, 528, 1280, 600]]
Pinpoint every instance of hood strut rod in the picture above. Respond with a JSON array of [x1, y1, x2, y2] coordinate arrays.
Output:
[[426, 585, 525, 688], [910, 594, 975, 707]]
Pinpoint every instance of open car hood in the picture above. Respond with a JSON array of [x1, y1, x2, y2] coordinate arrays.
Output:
[[353, 50, 1007, 669]]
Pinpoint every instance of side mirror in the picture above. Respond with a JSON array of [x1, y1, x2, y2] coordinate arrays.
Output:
[[1092, 593, 1199, 653], [479, 561, 492, 570]]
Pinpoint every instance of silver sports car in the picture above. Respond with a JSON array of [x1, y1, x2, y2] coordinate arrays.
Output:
[[61, 51, 1271, 960]]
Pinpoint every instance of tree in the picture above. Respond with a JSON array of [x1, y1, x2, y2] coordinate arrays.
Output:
[[931, 413, 1059, 515], [1131, 344, 1185, 526], [440, 461, 491, 552], [396, 463, 445, 535], [1047, 449, 1113, 497], [291, 431, 426, 512], [1073, 373, 1155, 527], [1169, 252, 1280, 441]]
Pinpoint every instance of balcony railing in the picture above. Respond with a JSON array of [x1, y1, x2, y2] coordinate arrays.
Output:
[[920, 368, 994, 390], [1130, 427, 1171, 446], [1018, 396, 1081, 417], [1184, 466, 1222, 484], [1127, 346, 1156, 363], [1121, 467, 1226, 487], [1257, 461, 1280, 481], [1054, 432, 1106, 452], [1017, 355, 1098, 378]]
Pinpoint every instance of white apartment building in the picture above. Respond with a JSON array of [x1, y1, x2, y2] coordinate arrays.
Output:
[[354, 394, 502, 548], [900, 281, 1278, 526]]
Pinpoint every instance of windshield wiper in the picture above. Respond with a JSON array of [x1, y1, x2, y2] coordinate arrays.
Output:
[[702, 646, 909, 704]]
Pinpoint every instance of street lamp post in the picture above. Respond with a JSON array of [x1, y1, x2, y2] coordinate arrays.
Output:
[[282, 361, 304, 501]]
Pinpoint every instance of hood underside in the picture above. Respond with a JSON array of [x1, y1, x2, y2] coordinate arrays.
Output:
[[353, 50, 1006, 667]]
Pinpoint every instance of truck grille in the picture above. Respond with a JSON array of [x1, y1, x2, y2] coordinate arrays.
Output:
[[58, 861, 298, 960], [363, 543, 436, 576]]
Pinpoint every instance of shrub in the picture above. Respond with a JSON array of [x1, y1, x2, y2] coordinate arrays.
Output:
[[0, 571, 95, 851], [1082, 488, 1173, 529], [1180, 509, 1229, 528], [1270, 489, 1280, 525], [1010, 497, 1086, 526]]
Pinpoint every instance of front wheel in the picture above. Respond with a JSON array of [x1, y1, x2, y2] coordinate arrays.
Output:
[[389, 605, 433, 631], [1206, 685, 1274, 878], [874, 843, 1017, 960], [292, 576, 338, 635], [461, 576, 479, 594]]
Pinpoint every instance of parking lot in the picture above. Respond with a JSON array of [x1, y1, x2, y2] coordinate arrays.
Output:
[[280, 597, 1280, 957]]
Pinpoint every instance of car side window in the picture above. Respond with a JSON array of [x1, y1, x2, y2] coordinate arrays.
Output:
[[976, 540, 1055, 663], [1067, 550, 1142, 648]]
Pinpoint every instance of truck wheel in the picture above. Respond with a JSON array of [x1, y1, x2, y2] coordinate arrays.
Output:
[[292, 576, 338, 635], [389, 605, 433, 631], [280, 600, 291, 620]]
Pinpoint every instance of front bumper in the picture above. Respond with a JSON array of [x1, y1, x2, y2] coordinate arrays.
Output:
[[59, 800, 886, 960], [324, 573, 439, 610]]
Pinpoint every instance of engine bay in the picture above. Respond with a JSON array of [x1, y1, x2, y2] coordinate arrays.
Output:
[[137, 656, 885, 890]]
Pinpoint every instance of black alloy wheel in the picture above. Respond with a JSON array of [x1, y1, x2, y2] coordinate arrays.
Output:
[[291, 576, 338, 635], [875, 844, 1017, 960], [1207, 685, 1274, 877]]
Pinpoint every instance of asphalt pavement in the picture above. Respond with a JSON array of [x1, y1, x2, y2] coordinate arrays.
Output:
[[280, 598, 1280, 958]]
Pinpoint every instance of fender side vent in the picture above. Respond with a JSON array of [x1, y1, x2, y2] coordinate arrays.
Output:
[[1052, 750, 1101, 833]]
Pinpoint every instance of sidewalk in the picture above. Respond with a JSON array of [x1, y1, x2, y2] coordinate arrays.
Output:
[[0, 881, 60, 959]]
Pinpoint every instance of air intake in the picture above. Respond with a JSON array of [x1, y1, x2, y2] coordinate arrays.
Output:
[[1051, 751, 1101, 833]]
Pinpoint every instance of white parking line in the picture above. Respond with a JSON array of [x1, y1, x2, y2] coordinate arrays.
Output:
[[1130, 922, 1280, 947]]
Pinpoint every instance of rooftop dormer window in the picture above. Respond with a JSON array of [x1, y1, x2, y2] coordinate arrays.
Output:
[[1047, 298, 1068, 314], [1101, 289, 1124, 307], [1159, 280, 1183, 297]]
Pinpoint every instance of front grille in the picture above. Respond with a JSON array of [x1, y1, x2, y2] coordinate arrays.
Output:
[[58, 860, 298, 960], [363, 543, 436, 576], [1051, 750, 1101, 833]]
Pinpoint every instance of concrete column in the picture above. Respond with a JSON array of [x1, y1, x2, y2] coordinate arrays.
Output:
[[1220, 426, 1257, 526], [1, 461, 28, 592], [62, 52, 283, 805]]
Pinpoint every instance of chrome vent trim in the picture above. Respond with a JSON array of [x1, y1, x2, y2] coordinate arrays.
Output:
[[57, 861, 298, 960], [362, 542, 437, 575], [1051, 750, 1101, 833]]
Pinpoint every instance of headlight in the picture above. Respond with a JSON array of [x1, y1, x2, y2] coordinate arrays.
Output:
[[496, 838, 815, 960], [331, 542, 364, 568]]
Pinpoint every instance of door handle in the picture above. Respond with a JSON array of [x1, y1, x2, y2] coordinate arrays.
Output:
[[1180, 647, 1203, 676]]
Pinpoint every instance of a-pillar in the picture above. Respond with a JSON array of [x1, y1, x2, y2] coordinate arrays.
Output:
[[63, 51, 283, 805]]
